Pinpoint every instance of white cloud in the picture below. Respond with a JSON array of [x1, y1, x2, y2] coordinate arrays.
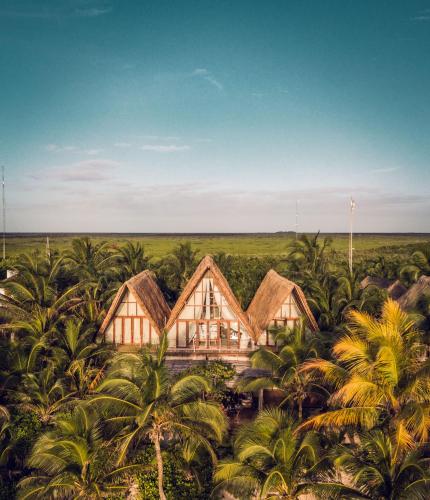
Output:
[[45, 144, 76, 152], [74, 7, 112, 17], [192, 68, 223, 91], [114, 142, 132, 148], [371, 167, 401, 174], [85, 149, 103, 155], [140, 144, 190, 153], [44, 144, 102, 155], [411, 8, 430, 21], [12, 182, 430, 232], [31, 159, 119, 183], [1, 2, 112, 19]]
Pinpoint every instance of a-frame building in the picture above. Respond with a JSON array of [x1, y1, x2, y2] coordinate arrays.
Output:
[[100, 257, 318, 373], [247, 269, 318, 346], [100, 270, 170, 347], [165, 255, 255, 351]]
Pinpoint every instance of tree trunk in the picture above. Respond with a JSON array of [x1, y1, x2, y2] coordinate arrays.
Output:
[[298, 399, 303, 421], [258, 388, 264, 411], [153, 433, 167, 500]]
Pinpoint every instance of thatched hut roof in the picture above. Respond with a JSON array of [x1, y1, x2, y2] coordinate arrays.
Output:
[[387, 280, 407, 300], [360, 276, 391, 290], [360, 276, 407, 301], [165, 255, 255, 339], [100, 270, 170, 336], [397, 276, 430, 311], [247, 270, 318, 334]]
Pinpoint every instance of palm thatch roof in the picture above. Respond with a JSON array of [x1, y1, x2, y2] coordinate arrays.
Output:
[[361, 276, 407, 301], [397, 275, 430, 311], [387, 280, 407, 300], [165, 255, 255, 338], [247, 269, 318, 334], [360, 276, 392, 290], [100, 270, 170, 336]]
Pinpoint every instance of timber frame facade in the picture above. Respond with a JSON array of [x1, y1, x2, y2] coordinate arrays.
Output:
[[99, 256, 318, 372]]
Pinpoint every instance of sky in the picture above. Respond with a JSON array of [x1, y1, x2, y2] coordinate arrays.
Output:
[[1, 0, 430, 233]]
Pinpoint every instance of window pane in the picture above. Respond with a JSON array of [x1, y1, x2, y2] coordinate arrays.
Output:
[[114, 318, 122, 344], [178, 322, 187, 347], [123, 318, 132, 344]]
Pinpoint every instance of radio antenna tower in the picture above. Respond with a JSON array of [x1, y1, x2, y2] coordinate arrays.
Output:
[[2, 166, 5, 260], [349, 197, 356, 274], [295, 200, 299, 240]]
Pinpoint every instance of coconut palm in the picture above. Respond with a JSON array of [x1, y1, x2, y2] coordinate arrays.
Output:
[[90, 333, 227, 500], [214, 408, 358, 499], [0, 271, 83, 319], [307, 273, 348, 331], [12, 366, 74, 425], [0, 405, 12, 466], [65, 237, 115, 281], [158, 242, 199, 292], [300, 299, 430, 450], [239, 320, 326, 420], [114, 240, 150, 280], [401, 245, 430, 282], [287, 232, 333, 280], [333, 430, 430, 499], [18, 406, 137, 499], [55, 319, 109, 397]]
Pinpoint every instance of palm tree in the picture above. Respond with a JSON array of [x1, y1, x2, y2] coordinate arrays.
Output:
[[300, 299, 430, 451], [158, 242, 199, 292], [0, 269, 85, 370], [65, 237, 115, 281], [214, 408, 356, 499], [239, 320, 326, 420], [12, 366, 74, 425], [0, 405, 12, 467], [18, 406, 137, 499], [306, 262, 385, 331], [333, 430, 430, 499], [401, 245, 430, 282], [306, 273, 347, 331], [55, 319, 109, 397], [287, 232, 333, 280], [114, 240, 150, 280], [90, 333, 227, 500]]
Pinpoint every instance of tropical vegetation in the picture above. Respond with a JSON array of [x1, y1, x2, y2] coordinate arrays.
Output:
[[0, 235, 429, 499]]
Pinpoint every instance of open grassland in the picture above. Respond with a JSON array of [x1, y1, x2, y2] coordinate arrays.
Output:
[[4, 233, 430, 259]]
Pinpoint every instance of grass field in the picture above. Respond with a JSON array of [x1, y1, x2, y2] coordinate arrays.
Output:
[[4, 233, 430, 259]]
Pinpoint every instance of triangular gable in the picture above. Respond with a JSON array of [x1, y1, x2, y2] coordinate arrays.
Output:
[[166, 255, 255, 339], [100, 270, 170, 337], [247, 270, 318, 334]]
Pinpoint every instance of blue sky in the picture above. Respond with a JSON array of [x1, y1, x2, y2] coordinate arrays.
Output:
[[1, 0, 429, 232]]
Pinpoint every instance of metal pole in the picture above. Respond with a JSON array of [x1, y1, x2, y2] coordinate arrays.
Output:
[[349, 197, 355, 274], [295, 200, 299, 240], [1, 166, 5, 260], [46, 235, 51, 259]]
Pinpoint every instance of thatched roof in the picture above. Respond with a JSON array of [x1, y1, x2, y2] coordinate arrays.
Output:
[[165, 255, 255, 339], [360, 276, 392, 290], [387, 280, 407, 300], [361, 276, 407, 301], [100, 270, 171, 336], [397, 275, 430, 311], [247, 270, 318, 334]]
